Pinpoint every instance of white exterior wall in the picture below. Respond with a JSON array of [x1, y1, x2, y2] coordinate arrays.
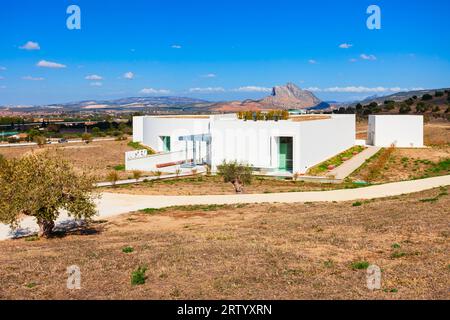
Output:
[[210, 117, 301, 172], [125, 150, 186, 172], [296, 115, 355, 173], [210, 114, 355, 174], [141, 116, 210, 159], [368, 115, 423, 148], [129, 114, 356, 174], [132, 116, 145, 142]]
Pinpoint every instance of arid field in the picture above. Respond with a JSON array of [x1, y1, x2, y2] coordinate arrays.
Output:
[[0, 139, 136, 181], [0, 188, 448, 300]]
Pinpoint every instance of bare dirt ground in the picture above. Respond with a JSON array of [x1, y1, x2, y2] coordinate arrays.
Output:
[[100, 175, 346, 196], [0, 188, 448, 300], [424, 122, 450, 146], [0, 140, 136, 181]]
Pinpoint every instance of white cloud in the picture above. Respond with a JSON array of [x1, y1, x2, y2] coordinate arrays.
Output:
[[360, 54, 377, 60], [201, 73, 217, 78], [171, 44, 182, 49], [0, 85, 6, 89], [0, 66, 6, 71], [140, 88, 171, 94], [20, 41, 40, 50], [85, 74, 103, 80], [306, 86, 415, 93], [349, 58, 358, 63], [232, 86, 272, 93], [123, 72, 134, 80], [22, 76, 44, 81], [0, 76, 4, 80], [36, 60, 66, 68], [339, 43, 353, 49], [308, 59, 318, 64], [189, 87, 225, 93], [90, 82, 103, 87]]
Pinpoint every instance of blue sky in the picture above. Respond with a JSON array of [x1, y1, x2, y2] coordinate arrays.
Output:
[[0, 0, 449, 105]]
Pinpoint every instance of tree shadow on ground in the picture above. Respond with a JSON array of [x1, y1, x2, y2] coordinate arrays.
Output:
[[12, 219, 106, 240]]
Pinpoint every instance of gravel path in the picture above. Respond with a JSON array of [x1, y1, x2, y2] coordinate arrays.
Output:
[[1, 175, 449, 240]]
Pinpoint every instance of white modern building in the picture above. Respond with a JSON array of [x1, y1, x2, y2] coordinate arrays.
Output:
[[367, 115, 424, 148], [127, 113, 356, 175]]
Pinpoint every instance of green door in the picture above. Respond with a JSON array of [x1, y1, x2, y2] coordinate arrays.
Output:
[[162, 136, 171, 152], [278, 137, 293, 172]]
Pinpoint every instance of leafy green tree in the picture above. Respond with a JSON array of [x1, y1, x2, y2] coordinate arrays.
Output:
[[217, 161, 253, 193], [422, 94, 433, 101], [33, 135, 46, 147], [0, 152, 97, 237], [91, 127, 101, 136], [81, 133, 93, 144], [27, 129, 41, 141], [384, 102, 395, 111], [405, 98, 414, 106], [399, 104, 412, 114]]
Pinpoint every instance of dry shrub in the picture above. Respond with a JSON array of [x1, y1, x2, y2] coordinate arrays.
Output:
[[363, 147, 395, 182]]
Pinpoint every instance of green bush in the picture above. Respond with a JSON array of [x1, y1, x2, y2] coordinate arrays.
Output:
[[122, 246, 134, 253], [217, 160, 253, 193], [114, 164, 125, 171], [131, 266, 147, 285], [422, 93, 433, 101], [351, 261, 370, 270]]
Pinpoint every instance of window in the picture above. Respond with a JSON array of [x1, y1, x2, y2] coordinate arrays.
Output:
[[161, 136, 171, 152]]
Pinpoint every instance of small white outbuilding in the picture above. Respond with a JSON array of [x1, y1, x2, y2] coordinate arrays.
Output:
[[367, 115, 424, 148]]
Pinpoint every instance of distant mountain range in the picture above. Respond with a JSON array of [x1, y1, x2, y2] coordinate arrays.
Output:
[[2, 84, 448, 114]]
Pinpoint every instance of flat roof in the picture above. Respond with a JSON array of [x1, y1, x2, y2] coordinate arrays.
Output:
[[153, 115, 211, 119], [289, 115, 331, 122]]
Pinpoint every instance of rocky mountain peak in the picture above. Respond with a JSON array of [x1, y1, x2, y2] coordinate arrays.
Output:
[[262, 83, 322, 109]]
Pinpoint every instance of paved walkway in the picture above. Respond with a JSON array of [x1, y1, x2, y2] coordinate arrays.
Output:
[[328, 146, 382, 180], [1, 175, 449, 240]]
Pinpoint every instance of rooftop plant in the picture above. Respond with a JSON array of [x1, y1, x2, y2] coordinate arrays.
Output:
[[237, 110, 289, 121]]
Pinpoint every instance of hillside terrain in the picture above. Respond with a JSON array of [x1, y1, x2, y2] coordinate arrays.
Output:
[[349, 88, 450, 107], [1, 85, 449, 117], [335, 89, 450, 121]]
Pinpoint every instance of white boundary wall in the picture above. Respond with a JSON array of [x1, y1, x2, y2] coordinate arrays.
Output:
[[139, 116, 210, 159], [368, 115, 423, 148], [125, 150, 186, 172]]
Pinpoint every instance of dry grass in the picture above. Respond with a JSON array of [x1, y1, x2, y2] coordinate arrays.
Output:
[[424, 122, 450, 146], [351, 123, 449, 183], [0, 140, 138, 181], [100, 175, 347, 195], [0, 188, 448, 300], [351, 146, 449, 183]]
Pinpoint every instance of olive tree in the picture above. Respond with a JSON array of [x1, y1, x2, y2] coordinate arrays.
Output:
[[81, 133, 93, 144], [0, 151, 98, 237], [217, 160, 253, 193]]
